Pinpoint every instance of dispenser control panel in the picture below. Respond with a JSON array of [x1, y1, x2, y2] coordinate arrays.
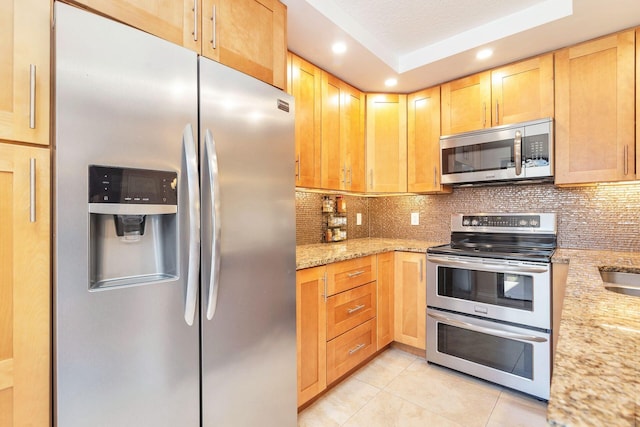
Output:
[[89, 165, 177, 205]]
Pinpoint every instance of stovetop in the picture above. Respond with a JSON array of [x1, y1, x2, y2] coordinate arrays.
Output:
[[428, 213, 557, 263]]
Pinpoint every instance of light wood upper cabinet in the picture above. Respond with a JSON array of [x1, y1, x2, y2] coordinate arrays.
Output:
[[0, 143, 51, 427], [296, 266, 326, 407], [366, 94, 407, 193], [321, 73, 365, 191], [441, 71, 491, 135], [0, 0, 50, 145], [68, 0, 287, 88], [66, 0, 200, 53], [289, 54, 322, 188], [202, 0, 287, 89], [555, 30, 635, 185], [490, 53, 554, 126], [407, 86, 451, 194], [393, 252, 426, 350]]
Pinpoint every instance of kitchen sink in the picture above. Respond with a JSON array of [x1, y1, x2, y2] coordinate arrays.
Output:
[[599, 269, 640, 297]]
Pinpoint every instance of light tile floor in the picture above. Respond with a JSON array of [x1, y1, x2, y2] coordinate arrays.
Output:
[[298, 348, 549, 427]]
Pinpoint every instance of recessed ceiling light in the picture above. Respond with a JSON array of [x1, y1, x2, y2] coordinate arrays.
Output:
[[332, 42, 347, 54], [384, 78, 397, 87], [476, 48, 493, 60]]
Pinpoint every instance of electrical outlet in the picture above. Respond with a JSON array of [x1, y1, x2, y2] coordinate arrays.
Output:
[[411, 212, 419, 225], [356, 213, 362, 225]]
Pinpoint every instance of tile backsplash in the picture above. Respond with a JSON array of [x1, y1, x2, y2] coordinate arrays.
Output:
[[296, 183, 640, 251]]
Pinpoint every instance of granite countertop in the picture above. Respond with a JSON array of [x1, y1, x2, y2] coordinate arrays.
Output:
[[296, 237, 444, 270], [547, 249, 640, 427]]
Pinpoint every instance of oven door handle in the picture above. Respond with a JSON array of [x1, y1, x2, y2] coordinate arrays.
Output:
[[428, 311, 548, 343], [427, 256, 548, 274]]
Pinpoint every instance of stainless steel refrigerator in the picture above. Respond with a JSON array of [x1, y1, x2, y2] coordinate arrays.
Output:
[[53, 3, 296, 426]]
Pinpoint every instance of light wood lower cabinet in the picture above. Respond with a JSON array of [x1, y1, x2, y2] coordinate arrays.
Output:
[[326, 282, 376, 340], [393, 252, 426, 350], [0, 143, 50, 426], [296, 266, 327, 406], [326, 255, 376, 295], [376, 252, 394, 349]]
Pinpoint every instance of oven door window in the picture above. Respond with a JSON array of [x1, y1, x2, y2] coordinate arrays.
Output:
[[437, 323, 533, 380], [441, 139, 514, 175], [437, 267, 533, 310]]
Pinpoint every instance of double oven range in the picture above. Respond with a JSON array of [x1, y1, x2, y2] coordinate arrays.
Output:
[[426, 213, 556, 400]]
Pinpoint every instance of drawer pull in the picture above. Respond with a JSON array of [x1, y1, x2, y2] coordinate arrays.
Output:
[[347, 270, 365, 278], [348, 343, 365, 355], [347, 304, 365, 314]]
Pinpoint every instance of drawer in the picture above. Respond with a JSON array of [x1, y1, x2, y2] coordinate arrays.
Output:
[[326, 255, 376, 296], [327, 282, 376, 340], [327, 318, 376, 384]]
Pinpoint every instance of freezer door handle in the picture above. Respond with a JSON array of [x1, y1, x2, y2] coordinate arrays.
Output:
[[183, 124, 200, 326], [204, 129, 221, 321]]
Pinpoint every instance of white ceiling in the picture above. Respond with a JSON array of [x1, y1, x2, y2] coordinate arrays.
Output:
[[282, 0, 640, 93]]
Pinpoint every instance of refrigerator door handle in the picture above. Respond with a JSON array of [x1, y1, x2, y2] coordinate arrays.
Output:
[[183, 124, 201, 326], [204, 129, 221, 320]]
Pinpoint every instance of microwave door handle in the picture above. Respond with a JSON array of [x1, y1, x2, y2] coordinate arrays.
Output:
[[514, 130, 522, 176], [204, 129, 221, 321], [428, 256, 548, 274], [428, 312, 548, 343]]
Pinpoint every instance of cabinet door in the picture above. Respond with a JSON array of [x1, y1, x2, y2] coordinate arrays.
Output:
[[290, 54, 322, 188], [67, 0, 200, 53], [341, 83, 366, 192], [0, 144, 50, 426], [366, 94, 407, 193], [0, 0, 50, 145], [321, 72, 343, 190], [491, 54, 554, 126], [393, 252, 426, 350], [407, 86, 451, 194], [202, 0, 287, 89], [296, 266, 326, 407], [441, 71, 491, 135], [376, 252, 394, 350], [555, 31, 635, 184], [637, 29, 640, 174]]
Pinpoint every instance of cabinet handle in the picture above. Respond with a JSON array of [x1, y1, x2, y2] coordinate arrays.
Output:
[[211, 5, 217, 49], [482, 102, 486, 127], [347, 270, 365, 278], [323, 271, 328, 302], [433, 166, 437, 187], [295, 155, 300, 181], [369, 170, 373, 189], [347, 167, 352, 186], [29, 158, 36, 222], [419, 259, 423, 282], [192, 0, 198, 41], [495, 102, 499, 125], [624, 145, 629, 175], [29, 65, 36, 129], [348, 343, 366, 355], [341, 164, 346, 186], [347, 304, 365, 314]]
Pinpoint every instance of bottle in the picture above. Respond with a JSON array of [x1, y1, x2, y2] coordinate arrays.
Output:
[[336, 195, 346, 213]]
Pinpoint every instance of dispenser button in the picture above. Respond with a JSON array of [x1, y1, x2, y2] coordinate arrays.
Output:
[[103, 195, 109, 201]]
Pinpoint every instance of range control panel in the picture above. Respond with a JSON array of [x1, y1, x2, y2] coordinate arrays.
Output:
[[89, 165, 177, 205], [461, 215, 541, 228]]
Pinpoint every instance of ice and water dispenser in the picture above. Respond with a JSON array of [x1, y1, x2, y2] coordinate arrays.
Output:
[[88, 165, 178, 290]]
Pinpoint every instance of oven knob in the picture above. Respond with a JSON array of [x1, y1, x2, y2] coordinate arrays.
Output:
[[463, 218, 470, 226], [518, 219, 529, 227], [529, 218, 539, 227], [471, 219, 479, 226]]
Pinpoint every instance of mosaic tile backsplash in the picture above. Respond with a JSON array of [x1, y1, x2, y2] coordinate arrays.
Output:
[[296, 183, 640, 251]]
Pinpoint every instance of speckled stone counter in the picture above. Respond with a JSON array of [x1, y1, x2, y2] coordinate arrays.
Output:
[[548, 249, 640, 427], [296, 238, 443, 270]]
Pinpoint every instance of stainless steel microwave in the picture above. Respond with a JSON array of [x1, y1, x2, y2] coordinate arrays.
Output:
[[440, 118, 553, 186]]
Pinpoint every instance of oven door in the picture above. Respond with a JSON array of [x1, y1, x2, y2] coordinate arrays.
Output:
[[426, 308, 550, 400], [427, 254, 551, 330]]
